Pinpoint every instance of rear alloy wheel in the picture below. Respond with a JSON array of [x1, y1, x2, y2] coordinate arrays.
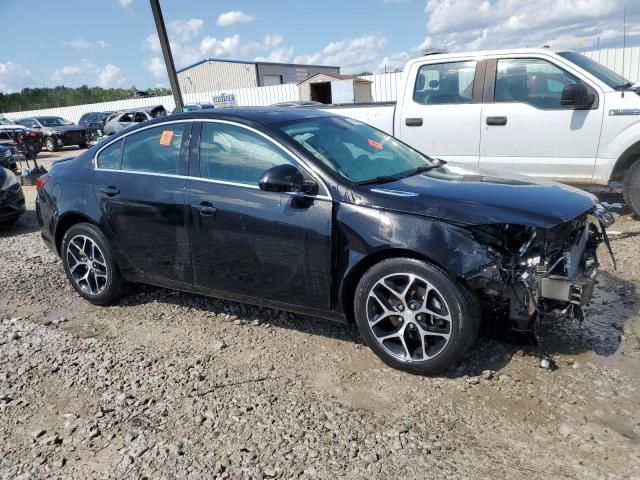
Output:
[[354, 258, 478, 375], [61, 223, 126, 305], [623, 158, 640, 218], [45, 137, 58, 152]]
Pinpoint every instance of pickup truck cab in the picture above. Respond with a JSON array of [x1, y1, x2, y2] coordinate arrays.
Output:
[[322, 48, 640, 216]]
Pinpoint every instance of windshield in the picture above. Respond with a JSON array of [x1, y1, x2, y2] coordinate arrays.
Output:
[[38, 117, 73, 127], [279, 116, 433, 183], [558, 51, 630, 89]]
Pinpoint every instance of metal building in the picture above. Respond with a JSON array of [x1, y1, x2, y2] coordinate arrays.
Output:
[[177, 58, 341, 94]]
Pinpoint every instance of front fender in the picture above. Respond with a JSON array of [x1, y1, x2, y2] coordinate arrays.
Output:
[[333, 203, 495, 313], [596, 117, 640, 181]]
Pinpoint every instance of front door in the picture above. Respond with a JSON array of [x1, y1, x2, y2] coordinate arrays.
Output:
[[93, 122, 192, 284], [479, 57, 603, 183], [397, 59, 483, 166], [186, 121, 333, 310]]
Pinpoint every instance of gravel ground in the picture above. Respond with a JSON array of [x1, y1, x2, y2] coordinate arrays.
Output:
[[1, 153, 640, 479]]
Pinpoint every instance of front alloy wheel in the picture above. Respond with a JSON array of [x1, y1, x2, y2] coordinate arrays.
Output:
[[354, 258, 478, 375]]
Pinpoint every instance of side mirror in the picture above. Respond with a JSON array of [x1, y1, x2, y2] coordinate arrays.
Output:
[[258, 164, 317, 194], [561, 83, 594, 109]]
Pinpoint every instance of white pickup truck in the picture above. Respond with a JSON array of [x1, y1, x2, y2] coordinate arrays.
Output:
[[321, 48, 640, 217]]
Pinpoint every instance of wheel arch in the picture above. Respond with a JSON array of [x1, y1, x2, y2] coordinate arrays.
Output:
[[611, 139, 640, 181], [54, 212, 99, 254], [339, 248, 451, 324]]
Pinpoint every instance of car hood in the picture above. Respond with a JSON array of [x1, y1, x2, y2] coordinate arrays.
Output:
[[352, 163, 597, 228]]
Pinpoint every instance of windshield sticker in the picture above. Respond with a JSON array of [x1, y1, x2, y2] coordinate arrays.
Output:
[[159, 130, 174, 146], [368, 139, 384, 150]]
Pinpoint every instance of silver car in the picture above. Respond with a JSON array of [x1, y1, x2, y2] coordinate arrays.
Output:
[[104, 105, 166, 136]]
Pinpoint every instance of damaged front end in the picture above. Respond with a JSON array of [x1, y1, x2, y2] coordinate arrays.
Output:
[[464, 203, 615, 336]]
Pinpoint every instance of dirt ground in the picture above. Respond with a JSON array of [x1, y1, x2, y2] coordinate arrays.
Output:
[[1, 147, 639, 479]]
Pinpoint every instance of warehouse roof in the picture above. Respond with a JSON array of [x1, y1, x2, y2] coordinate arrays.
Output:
[[177, 58, 340, 74]]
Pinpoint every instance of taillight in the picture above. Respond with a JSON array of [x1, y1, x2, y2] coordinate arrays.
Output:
[[36, 174, 50, 191]]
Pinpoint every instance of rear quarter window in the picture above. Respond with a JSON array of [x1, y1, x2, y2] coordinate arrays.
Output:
[[96, 139, 123, 169]]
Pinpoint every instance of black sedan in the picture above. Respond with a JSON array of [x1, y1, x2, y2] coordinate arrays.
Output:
[[15, 116, 89, 152], [35, 108, 612, 375], [0, 167, 26, 226]]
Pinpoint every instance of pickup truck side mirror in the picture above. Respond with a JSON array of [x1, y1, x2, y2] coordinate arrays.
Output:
[[561, 83, 594, 110], [258, 164, 317, 194]]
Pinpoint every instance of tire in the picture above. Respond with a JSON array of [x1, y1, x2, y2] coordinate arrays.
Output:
[[45, 137, 58, 152], [354, 258, 479, 375], [61, 222, 127, 305], [623, 158, 640, 218]]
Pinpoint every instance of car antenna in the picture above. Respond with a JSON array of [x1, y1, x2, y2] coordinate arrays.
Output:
[[622, 6, 626, 98]]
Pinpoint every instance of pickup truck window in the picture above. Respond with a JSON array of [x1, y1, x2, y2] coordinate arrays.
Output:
[[414, 61, 476, 105], [495, 58, 580, 109], [280, 116, 431, 183], [558, 51, 629, 89]]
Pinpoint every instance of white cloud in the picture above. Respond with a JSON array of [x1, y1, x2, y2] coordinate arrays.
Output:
[[423, 0, 640, 52], [170, 18, 204, 42], [216, 10, 255, 27], [52, 59, 100, 81], [51, 60, 125, 87], [97, 64, 125, 88], [145, 57, 166, 80], [64, 38, 111, 49], [0, 62, 36, 93], [64, 39, 93, 49], [115, 0, 132, 7], [293, 34, 389, 72]]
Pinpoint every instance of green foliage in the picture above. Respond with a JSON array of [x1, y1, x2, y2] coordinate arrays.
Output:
[[0, 85, 172, 112]]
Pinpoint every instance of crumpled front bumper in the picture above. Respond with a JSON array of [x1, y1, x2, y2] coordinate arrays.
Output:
[[0, 183, 26, 222]]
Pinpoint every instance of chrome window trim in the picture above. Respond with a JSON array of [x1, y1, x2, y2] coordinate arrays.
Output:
[[93, 118, 332, 200]]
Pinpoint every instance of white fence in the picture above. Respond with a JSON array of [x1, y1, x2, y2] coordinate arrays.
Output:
[[2, 73, 403, 123], [583, 47, 640, 83]]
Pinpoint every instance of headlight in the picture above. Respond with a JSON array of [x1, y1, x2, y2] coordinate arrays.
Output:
[[1, 168, 18, 190]]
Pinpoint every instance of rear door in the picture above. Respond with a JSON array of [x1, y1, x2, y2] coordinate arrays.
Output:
[[479, 56, 603, 182], [93, 121, 193, 284], [186, 120, 333, 310], [397, 59, 484, 166]]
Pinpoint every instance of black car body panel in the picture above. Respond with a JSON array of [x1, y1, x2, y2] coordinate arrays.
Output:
[[36, 108, 610, 327], [0, 168, 26, 223]]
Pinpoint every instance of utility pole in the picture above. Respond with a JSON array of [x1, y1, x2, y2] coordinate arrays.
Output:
[[149, 0, 184, 112]]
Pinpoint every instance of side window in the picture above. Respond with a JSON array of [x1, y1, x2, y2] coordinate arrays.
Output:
[[134, 112, 147, 123], [199, 123, 294, 185], [495, 58, 580, 109], [97, 139, 123, 169], [414, 61, 476, 105], [121, 124, 186, 175], [19, 119, 34, 127], [119, 113, 133, 123]]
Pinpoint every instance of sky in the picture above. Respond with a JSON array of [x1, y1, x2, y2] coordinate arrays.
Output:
[[1, 0, 640, 93]]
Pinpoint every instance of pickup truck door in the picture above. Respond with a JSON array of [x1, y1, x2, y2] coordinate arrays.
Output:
[[479, 56, 603, 183], [396, 59, 484, 166]]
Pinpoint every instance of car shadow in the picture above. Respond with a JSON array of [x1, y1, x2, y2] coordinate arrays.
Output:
[[118, 269, 637, 378], [0, 209, 40, 238]]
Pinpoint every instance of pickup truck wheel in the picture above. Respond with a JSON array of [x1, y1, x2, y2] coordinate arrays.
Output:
[[45, 137, 58, 152], [354, 258, 479, 375], [623, 159, 640, 218]]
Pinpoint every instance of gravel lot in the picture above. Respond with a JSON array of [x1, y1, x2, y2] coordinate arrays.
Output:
[[1, 147, 640, 479]]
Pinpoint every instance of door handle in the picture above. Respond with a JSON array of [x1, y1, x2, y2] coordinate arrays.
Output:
[[486, 116, 507, 126], [193, 201, 217, 216], [99, 186, 120, 196], [405, 117, 423, 127]]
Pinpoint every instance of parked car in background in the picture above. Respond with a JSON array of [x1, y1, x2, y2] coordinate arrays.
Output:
[[0, 145, 17, 172], [15, 116, 88, 152], [36, 108, 613, 375], [130, 90, 154, 99], [320, 48, 640, 217], [171, 103, 215, 114], [0, 167, 25, 226], [78, 111, 114, 141], [103, 105, 167, 136], [0, 117, 43, 160]]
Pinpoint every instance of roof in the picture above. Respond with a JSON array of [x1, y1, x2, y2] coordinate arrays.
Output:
[[177, 57, 340, 74], [297, 73, 373, 85], [165, 107, 334, 126]]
